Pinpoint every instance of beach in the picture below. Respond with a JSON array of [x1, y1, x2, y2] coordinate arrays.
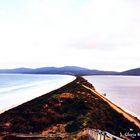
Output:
[[0, 76, 139, 140], [1, 75, 139, 128], [84, 75, 140, 121], [0, 74, 75, 114], [83, 84, 140, 129]]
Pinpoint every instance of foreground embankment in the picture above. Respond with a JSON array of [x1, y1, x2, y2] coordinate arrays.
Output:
[[0, 76, 140, 139]]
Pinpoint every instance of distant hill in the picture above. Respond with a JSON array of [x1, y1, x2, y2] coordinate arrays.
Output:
[[0, 66, 118, 75], [0, 66, 140, 76], [0, 68, 33, 74], [120, 68, 140, 76]]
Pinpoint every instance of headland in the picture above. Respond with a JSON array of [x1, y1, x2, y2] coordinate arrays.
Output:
[[0, 76, 139, 139]]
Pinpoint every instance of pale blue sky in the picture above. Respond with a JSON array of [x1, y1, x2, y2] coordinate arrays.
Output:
[[0, 0, 140, 71]]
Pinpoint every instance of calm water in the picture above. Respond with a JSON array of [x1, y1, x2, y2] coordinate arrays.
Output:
[[0, 74, 75, 113], [84, 76, 140, 119]]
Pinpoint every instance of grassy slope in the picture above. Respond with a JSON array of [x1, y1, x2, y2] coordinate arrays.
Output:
[[0, 77, 139, 139]]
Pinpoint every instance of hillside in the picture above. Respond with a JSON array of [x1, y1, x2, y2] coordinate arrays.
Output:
[[1, 66, 140, 76], [0, 66, 117, 75], [120, 68, 140, 76], [0, 77, 139, 139]]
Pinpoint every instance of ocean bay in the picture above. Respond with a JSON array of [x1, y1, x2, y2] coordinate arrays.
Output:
[[84, 75, 140, 119], [0, 74, 75, 113]]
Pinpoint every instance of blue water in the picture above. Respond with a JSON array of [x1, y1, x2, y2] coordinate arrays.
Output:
[[0, 74, 75, 113], [84, 76, 140, 119]]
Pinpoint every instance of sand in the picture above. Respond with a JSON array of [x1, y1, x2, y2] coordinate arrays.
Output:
[[83, 85, 140, 129]]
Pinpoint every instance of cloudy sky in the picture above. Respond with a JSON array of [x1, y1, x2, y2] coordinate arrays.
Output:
[[0, 0, 140, 71]]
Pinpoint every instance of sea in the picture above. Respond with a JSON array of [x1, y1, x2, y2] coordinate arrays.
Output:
[[0, 74, 75, 113], [84, 76, 140, 119]]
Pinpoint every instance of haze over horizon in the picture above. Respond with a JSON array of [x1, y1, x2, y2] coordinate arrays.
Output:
[[0, 0, 140, 71]]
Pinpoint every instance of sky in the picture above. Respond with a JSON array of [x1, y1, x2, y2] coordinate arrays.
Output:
[[0, 0, 140, 71]]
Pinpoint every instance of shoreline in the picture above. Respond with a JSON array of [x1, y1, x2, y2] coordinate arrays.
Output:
[[1, 75, 140, 128], [83, 84, 140, 128], [94, 88, 140, 121], [0, 76, 140, 139], [1, 76, 140, 128], [0, 75, 75, 114], [84, 75, 140, 120]]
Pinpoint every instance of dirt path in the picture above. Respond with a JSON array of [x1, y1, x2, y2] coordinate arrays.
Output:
[[83, 85, 140, 129]]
